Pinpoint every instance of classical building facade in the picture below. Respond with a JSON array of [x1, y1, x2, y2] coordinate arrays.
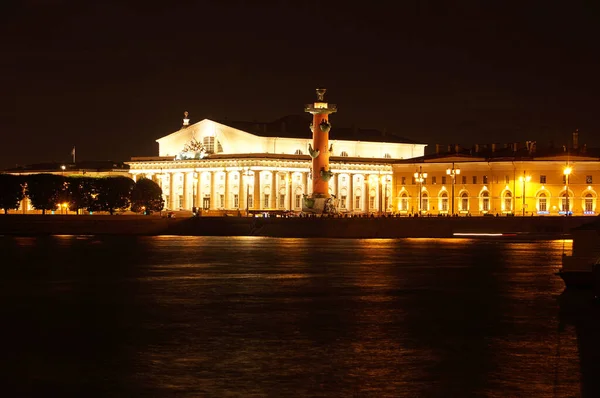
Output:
[[392, 144, 600, 216], [127, 116, 425, 214]]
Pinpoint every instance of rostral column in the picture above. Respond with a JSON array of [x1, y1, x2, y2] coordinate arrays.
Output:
[[305, 88, 337, 198]]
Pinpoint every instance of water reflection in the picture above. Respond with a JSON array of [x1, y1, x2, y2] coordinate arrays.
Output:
[[0, 236, 593, 396]]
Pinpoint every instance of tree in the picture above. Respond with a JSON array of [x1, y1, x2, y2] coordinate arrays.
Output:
[[131, 178, 164, 214], [95, 176, 135, 215], [25, 174, 66, 214], [0, 174, 24, 214], [66, 176, 97, 214]]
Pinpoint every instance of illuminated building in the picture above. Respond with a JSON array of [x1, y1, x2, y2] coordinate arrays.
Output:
[[392, 139, 600, 216], [127, 95, 425, 214]]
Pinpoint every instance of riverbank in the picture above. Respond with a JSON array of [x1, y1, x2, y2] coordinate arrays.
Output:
[[0, 214, 596, 238]]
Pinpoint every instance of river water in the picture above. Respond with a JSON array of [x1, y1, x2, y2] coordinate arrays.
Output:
[[0, 236, 598, 397]]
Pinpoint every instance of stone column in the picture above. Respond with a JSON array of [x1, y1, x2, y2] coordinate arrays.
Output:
[[195, 171, 202, 209], [365, 175, 370, 213], [182, 172, 190, 210], [287, 172, 293, 210], [210, 172, 216, 210], [348, 173, 354, 212], [302, 172, 308, 197], [238, 172, 244, 210], [253, 171, 261, 210], [169, 172, 176, 210], [271, 172, 277, 209], [224, 171, 229, 209]]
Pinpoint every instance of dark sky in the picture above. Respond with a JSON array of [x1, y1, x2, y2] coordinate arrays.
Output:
[[2, 1, 600, 168]]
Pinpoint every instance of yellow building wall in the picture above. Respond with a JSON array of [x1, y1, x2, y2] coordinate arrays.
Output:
[[392, 159, 598, 216]]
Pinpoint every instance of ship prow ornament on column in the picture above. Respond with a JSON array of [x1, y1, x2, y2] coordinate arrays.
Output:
[[302, 88, 339, 214]]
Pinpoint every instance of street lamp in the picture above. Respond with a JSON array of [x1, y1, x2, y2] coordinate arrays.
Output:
[[446, 164, 460, 216], [245, 169, 254, 216], [414, 166, 427, 214], [564, 166, 572, 215], [518, 173, 531, 216]]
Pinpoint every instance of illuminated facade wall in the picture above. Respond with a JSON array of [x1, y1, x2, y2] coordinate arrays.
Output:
[[392, 154, 599, 216], [128, 119, 423, 213]]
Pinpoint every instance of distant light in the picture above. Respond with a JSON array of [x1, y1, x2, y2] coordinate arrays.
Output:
[[61, 165, 66, 170], [453, 233, 504, 237]]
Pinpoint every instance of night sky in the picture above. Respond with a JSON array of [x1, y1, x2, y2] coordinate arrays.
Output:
[[3, 1, 600, 169]]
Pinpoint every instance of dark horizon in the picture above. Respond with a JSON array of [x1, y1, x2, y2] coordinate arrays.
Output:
[[3, 1, 600, 168]]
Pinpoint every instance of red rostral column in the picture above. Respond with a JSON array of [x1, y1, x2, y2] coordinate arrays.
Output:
[[305, 88, 337, 197]]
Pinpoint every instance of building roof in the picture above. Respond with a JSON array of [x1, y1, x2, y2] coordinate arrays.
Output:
[[396, 143, 600, 164], [3, 161, 130, 173], [217, 114, 425, 145]]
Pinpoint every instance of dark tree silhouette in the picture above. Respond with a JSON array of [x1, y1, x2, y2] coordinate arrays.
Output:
[[131, 178, 164, 214], [0, 174, 24, 214], [25, 174, 66, 214], [66, 176, 97, 214], [95, 176, 135, 215]]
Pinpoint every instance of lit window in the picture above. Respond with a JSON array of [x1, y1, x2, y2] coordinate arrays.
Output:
[[264, 194, 270, 208], [295, 194, 301, 208], [279, 194, 285, 208], [504, 192, 512, 212], [585, 193, 594, 212], [538, 193, 547, 212], [440, 192, 448, 212], [421, 193, 428, 211], [481, 191, 490, 212], [355, 195, 361, 209], [460, 192, 469, 211], [340, 195, 347, 208], [400, 193, 409, 211]]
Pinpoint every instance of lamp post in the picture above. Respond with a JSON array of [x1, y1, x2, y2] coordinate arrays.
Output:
[[564, 166, 572, 215], [414, 166, 427, 214], [518, 173, 531, 216], [446, 163, 460, 216]]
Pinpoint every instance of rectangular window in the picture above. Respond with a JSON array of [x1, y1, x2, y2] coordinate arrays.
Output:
[[295, 194, 301, 208], [369, 196, 375, 209], [219, 194, 224, 208], [234, 194, 239, 208], [340, 196, 347, 208], [411, 176, 416, 185], [462, 176, 467, 184], [432, 176, 437, 184], [402, 176, 406, 185], [562, 175, 567, 184], [178, 195, 183, 209], [279, 194, 285, 208], [263, 194, 270, 208], [505, 175, 510, 184], [472, 176, 477, 184], [586, 175, 593, 184], [248, 194, 253, 208], [165, 195, 170, 208], [341, 176, 346, 183], [540, 175, 546, 184], [441, 176, 447, 185], [483, 175, 488, 184], [585, 197, 593, 212], [355, 196, 361, 209]]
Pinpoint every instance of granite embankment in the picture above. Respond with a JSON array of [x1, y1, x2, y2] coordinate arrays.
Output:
[[0, 214, 596, 238]]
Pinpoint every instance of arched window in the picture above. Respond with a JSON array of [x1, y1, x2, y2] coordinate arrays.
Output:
[[340, 151, 348, 157], [400, 192, 409, 211], [440, 191, 448, 212], [481, 191, 490, 212], [460, 192, 469, 211], [584, 193, 594, 213], [294, 149, 303, 155], [421, 192, 429, 212], [538, 192, 547, 212], [561, 192, 570, 212], [504, 191, 512, 212]]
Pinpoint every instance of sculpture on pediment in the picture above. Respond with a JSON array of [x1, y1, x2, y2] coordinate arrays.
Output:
[[176, 137, 207, 160]]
